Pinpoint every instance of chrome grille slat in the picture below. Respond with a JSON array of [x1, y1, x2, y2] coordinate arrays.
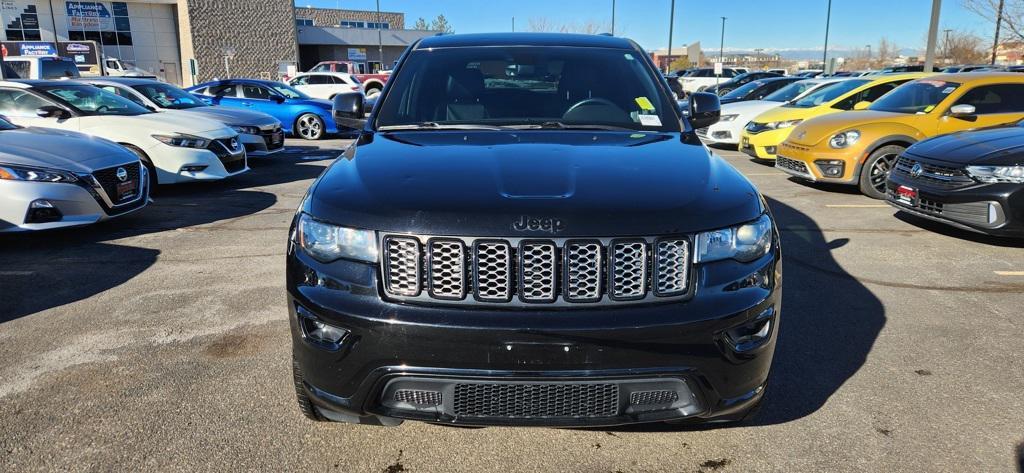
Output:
[[381, 235, 692, 307]]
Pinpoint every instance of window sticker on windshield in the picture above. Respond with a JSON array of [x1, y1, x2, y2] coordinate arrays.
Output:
[[635, 96, 656, 111], [941, 87, 956, 94], [923, 105, 936, 113], [918, 80, 947, 88], [639, 115, 662, 127], [624, 53, 635, 61]]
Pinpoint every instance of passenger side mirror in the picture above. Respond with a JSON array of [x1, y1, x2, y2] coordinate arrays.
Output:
[[853, 101, 871, 111], [688, 92, 721, 130], [271, 95, 286, 104], [36, 106, 70, 119], [949, 104, 977, 119], [333, 92, 367, 128]]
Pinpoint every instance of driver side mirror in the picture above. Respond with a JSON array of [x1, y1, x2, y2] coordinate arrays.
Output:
[[271, 95, 285, 104], [333, 92, 366, 128], [853, 101, 871, 111], [949, 104, 977, 120], [36, 106, 70, 119], [688, 92, 721, 130]]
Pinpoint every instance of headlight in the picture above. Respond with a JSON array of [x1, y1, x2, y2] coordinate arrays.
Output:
[[767, 119, 803, 130], [296, 213, 378, 263], [966, 165, 1024, 184], [829, 130, 861, 149], [231, 125, 260, 135], [152, 134, 210, 149], [719, 114, 739, 122], [696, 214, 773, 263], [0, 163, 79, 183]]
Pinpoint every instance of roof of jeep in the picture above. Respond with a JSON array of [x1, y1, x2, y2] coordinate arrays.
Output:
[[414, 33, 636, 50]]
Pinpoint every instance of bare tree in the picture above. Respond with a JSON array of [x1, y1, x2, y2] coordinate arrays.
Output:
[[527, 17, 609, 34], [414, 17, 429, 30], [430, 14, 453, 34], [528, 17, 554, 32], [942, 30, 989, 63], [877, 37, 895, 67], [963, 0, 1024, 42]]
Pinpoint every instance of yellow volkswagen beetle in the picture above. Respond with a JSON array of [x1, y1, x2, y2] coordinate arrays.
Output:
[[740, 73, 930, 160], [776, 72, 1024, 198]]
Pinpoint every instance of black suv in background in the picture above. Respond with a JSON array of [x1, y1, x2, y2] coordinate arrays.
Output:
[[288, 33, 781, 427]]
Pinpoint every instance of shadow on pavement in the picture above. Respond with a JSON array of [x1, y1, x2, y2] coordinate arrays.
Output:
[[0, 153, 332, 324], [893, 212, 1024, 249]]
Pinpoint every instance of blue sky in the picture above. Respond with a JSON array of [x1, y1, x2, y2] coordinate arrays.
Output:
[[298, 0, 994, 53]]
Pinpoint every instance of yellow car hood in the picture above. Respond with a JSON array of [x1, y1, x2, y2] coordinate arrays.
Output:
[[787, 110, 911, 147], [751, 104, 836, 127]]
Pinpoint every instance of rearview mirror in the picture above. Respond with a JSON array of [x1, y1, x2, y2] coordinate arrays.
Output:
[[950, 104, 976, 119], [333, 92, 366, 128], [853, 101, 871, 111], [36, 106, 70, 119], [688, 92, 721, 130]]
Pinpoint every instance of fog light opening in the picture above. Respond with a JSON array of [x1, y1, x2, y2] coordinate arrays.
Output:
[[815, 160, 845, 178], [712, 131, 732, 140], [989, 203, 998, 225], [26, 199, 63, 223], [765, 146, 778, 155], [180, 165, 209, 173], [726, 307, 775, 352], [296, 304, 350, 349]]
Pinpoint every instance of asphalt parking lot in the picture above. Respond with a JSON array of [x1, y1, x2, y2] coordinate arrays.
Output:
[[1, 137, 1023, 473]]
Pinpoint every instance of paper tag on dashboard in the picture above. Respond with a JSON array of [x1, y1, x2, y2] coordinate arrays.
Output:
[[639, 115, 662, 127]]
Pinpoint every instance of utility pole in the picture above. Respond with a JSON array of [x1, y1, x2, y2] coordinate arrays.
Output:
[[822, 0, 832, 72], [512, 17, 515, 32], [923, 0, 941, 73], [718, 16, 726, 85], [866, 44, 872, 68], [667, 0, 675, 74], [992, 0, 1005, 65], [943, 29, 952, 64], [376, 0, 383, 71], [611, 0, 616, 35]]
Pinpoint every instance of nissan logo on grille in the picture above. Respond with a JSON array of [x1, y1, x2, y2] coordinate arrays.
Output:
[[230, 138, 239, 151], [910, 163, 924, 178], [116, 167, 128, 182]]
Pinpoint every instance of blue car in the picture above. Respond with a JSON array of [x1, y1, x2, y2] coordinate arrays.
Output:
[[187, 79, 339, 140]]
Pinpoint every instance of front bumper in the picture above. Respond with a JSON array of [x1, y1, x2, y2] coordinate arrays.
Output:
[[775, 142, 862, 185], [886, 173, 1024, 237], [287, 237, 782, 427], [0, 167, 149, 233], [242, 128, 286, 156], [740, 128, 793, 160], [144, 141, 249, 185], [698, 120, 744, 145]]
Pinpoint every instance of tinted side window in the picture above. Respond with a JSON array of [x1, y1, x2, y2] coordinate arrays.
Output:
[[309, 75, 330, 85], [241, 85, 272, 100], [0, 89, 52, 116], [832, 81, 905, 110], [955, 84, 1024, 114], [291, 76, 308, 86], [208, 84, 237, 97], [41, 60, 80, 79], [5, 60, 31, 79]]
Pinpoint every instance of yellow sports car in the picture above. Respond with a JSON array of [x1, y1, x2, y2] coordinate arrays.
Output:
[[740, 73, 930, 160], [776, 72, 1024, 198]]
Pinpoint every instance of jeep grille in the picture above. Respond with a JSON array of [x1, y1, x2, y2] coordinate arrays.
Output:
[[380, 235, 693, 307]]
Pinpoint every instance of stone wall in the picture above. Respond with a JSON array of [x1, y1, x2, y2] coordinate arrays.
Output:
[[185, 0, 298, 83], [294, 7, 404, 29]]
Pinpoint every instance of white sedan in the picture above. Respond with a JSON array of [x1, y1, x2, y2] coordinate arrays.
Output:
[[0, 80, 247, 187], [698, 77, 850, 146], [288, 72, 363, 100]]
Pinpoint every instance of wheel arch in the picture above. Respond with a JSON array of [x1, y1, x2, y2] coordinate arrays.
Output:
[[859, 134, 919, 164]]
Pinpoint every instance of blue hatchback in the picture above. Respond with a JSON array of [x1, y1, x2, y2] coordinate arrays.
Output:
[[187, 79, 339, 140]]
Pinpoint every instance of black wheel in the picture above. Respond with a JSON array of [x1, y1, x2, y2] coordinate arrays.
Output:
[[859, 145, 904, 199], [121, 143, 157, 190], [293, 359, 326, 421], [295, 113, 325, 140]]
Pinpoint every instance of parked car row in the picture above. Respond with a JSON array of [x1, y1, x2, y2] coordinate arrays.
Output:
[[698, 71, 1024, 238], [0, 74, 360, 233]]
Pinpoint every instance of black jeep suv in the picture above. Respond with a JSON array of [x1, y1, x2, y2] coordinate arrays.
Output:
[[288, 33, 781, 427]]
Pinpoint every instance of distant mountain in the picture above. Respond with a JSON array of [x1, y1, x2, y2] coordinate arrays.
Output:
[[715, 47, 921, 60]]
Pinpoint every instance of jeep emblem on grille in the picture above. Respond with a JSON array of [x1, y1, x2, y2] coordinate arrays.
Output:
[[512, 216, 566, 234], [116, 167, 128, 182], [910, 163, 924, 178]]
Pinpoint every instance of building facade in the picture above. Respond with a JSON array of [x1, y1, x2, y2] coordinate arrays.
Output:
[[2, 0, 433, 86]]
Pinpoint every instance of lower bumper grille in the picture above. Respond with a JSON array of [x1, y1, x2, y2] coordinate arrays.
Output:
[[92, 162, 141, 205], [776, 156, 812, 177], [453, 383, 619, 418], [261, 127, 285, 150]]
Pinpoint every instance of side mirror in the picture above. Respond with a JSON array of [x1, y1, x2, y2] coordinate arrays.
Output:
[[853, 101, 871, 111], [688, 92, 721, 130], [36, 106, 69, 119], [271, 95, 285, 103], [333, 92, 366, 128], [950, 104, 976, 119]]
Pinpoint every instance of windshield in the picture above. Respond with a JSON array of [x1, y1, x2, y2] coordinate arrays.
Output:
[[721, 80, 764, 100], [375, 46, 679, 132], [786, 79, 870, 108], [132, 83, 207, 110], [269, 83, 308, 99], [41, 59, 81, 79], [765, 80, 829, 102], [39, 85, 150, 116], [0, 116, 16, 130], [868, 80, 960, 114]]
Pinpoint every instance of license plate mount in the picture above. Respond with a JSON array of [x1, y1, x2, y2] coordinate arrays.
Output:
[[896, 185, 918, 206], [116, 180, 137, 202]]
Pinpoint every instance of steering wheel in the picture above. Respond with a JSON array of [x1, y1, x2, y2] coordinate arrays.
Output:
[[95, 105, 110, 113], [565, 98, 619, 115]]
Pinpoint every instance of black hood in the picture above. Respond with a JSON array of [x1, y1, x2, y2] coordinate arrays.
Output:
[[305, 131, 764, 237], [908, 124, 1024, 166]]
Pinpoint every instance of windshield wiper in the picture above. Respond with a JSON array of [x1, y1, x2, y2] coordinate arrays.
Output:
[[507, 122, 637, 131], [378, 122, 513, 131]]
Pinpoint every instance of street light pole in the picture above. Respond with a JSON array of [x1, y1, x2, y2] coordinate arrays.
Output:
[[376, 0, 383, 71], [822, 0, 832, 73], [718, 16, 726, 86], [943, 29, 952, 64], [667, 0, 675, 74], [611, 0, 616, 35], [992, 0, 1005, 65], [923, 0, 941, 73], [866, 44, 872, 68]]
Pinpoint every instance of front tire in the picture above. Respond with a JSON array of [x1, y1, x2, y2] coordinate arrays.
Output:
[[859, 145, 904, 199], [293, 359, 326, 421], [295, 113, 325, 141]]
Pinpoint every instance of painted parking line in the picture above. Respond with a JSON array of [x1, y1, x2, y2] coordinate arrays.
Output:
[[994, 271, 1024, 276], [824, 204, 891, 208]]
